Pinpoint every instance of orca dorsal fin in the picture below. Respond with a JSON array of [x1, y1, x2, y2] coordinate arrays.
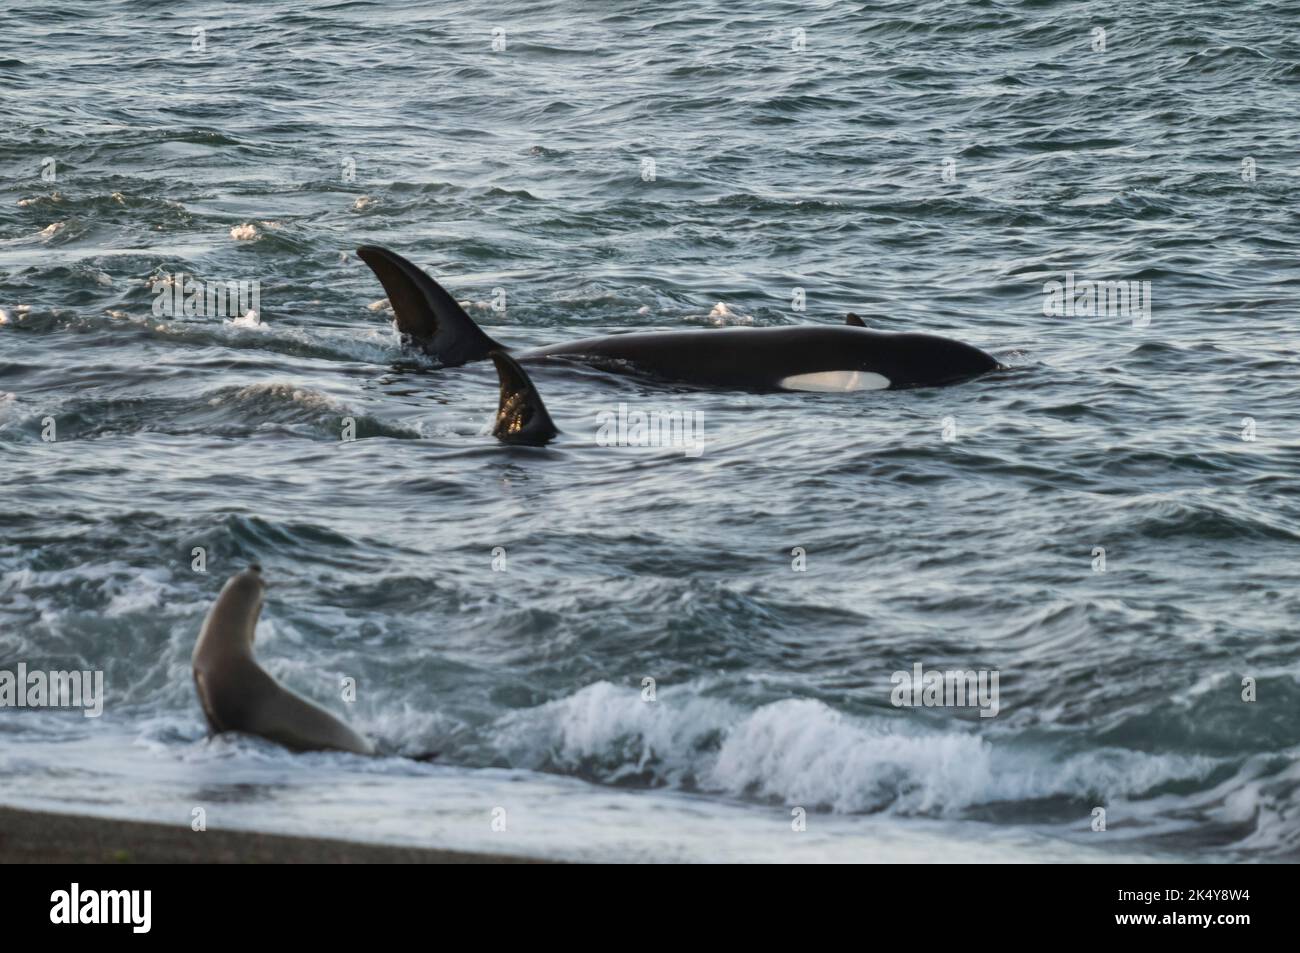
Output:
[[845, 312, 866, 328], [356, 246, 501, 367], [489, 351, 558, 446]]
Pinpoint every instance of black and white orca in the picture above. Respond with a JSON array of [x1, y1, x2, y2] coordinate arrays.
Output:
[[356, 246, 999, 446]]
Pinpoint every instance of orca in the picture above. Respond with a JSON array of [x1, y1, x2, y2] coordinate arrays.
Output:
[[358, 245, 1000, 445], [489, 349, 559, 446]]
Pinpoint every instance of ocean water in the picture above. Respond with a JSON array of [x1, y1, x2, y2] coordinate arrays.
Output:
[[2, 0, 1299, 862]]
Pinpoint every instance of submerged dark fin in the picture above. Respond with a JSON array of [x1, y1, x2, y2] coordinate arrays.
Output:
[[489, 350, 558, 446], [356, 245, 501, 367], [370, 744, 440, 762], [845, 312, 866, 327]]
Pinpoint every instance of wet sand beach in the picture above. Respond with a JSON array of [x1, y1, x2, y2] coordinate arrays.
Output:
[[0, 806, 546, 864]]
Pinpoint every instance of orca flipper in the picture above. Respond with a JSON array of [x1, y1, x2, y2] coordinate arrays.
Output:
[[356, 246, 501, 367], [489, 350, 558, 446], [845, 312, 866, 327]]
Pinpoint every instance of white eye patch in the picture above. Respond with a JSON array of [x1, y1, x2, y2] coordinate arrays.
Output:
[[777, 370, 890, 392]]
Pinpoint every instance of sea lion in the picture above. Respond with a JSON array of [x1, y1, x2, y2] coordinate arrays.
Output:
[[191, 566, 373, 755]]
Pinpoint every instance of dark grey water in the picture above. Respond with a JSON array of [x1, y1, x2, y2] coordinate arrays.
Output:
[[2, 0, 1299, 861]]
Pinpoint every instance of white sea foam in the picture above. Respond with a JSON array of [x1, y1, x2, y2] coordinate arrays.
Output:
[[695, 302, 754, 326], [0, 564, 188, 633], [1, 726, 1137, 863], [491, 681, 1221, 816], [103, 568, 172, 618], [17, 192, 62, 207], [208, 382, 345, 414]]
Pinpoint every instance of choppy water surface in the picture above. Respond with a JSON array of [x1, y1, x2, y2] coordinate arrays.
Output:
[[2, 1, 1299, 861]]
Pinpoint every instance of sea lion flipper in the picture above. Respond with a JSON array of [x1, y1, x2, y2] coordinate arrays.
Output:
[[845, 312, 866, 327], [193, 670, 225, 734], [489, 350, 559, 446], [356, 245, 501, 367], [249, 686, 375, 756]]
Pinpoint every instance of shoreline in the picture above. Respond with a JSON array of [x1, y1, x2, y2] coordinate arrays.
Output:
[[0, 806, 548, 864]]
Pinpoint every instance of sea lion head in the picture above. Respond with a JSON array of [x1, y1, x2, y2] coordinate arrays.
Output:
[[225, 563, 265, 600], [197, 565, 267, 658]]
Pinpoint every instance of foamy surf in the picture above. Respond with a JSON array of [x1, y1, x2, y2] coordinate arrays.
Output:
[[0, 726, 1171, 863]]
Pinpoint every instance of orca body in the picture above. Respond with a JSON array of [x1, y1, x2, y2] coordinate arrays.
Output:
[[522, 325, 995, 391], [357, 245, 1000, 445]]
